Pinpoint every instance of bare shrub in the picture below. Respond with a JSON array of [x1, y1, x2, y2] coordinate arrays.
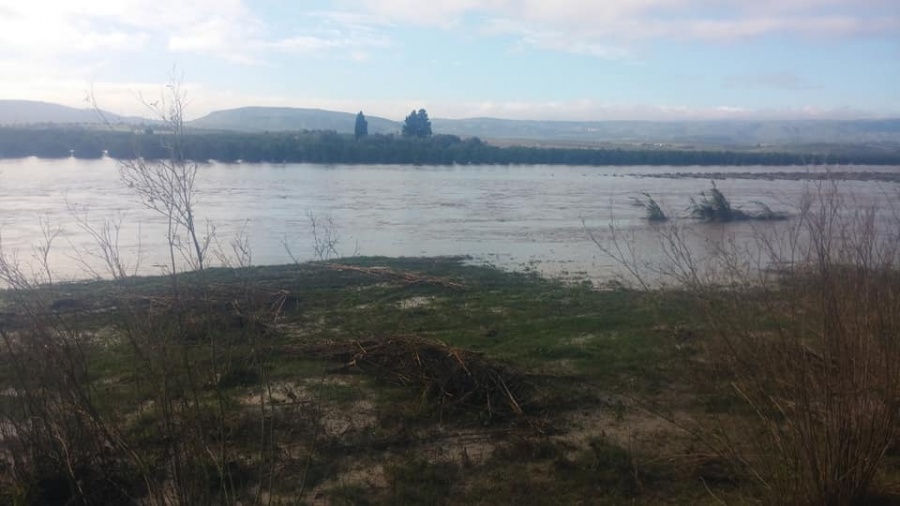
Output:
[[284, 210, 358, 264], [0, 234, 156, 503], [306, 210, 341, 261], [118, 75, 211, 282], [599, 182, 900, 504], [0, 76, 299, 505]]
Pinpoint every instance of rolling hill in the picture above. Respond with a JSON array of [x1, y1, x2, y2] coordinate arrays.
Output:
[[190, 107, 900, 147], [0, 100, 124, 125], [2, 100, 899, 148], [430, 118, 900, 147], [187, 107, 401, 134]]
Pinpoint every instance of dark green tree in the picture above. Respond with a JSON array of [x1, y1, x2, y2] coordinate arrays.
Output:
[[354, 111, 368, 139], [402, 108, 432, 138]]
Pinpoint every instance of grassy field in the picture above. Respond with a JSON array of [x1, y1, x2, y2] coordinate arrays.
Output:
[[0, 256, 897, 504]]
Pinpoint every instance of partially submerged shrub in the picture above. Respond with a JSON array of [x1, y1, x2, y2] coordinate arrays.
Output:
[[631, 193, 668, 221], [688, 181, 787, 222], [688, 181, 745, 222]]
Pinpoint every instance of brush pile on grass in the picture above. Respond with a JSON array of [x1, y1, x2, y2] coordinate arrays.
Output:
[[304, 336, 530, 420]]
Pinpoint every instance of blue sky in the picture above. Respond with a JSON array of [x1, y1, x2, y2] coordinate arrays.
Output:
[[0, 0, 897, 121]]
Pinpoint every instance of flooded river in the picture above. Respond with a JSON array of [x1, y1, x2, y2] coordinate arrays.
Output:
[[0, 157, 897, 283]]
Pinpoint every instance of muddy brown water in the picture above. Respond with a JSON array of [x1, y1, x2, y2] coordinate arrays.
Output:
[[1, 157, 897, 284]]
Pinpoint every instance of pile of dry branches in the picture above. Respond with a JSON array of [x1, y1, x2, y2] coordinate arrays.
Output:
[[304, 335, 529, 420], [324, 264, 466, 290]]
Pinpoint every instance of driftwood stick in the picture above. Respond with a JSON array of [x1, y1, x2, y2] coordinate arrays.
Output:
[[324, 263, 465, 290]]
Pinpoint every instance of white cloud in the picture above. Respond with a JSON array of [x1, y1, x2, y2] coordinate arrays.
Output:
[[0, 1, 893, 121], [2, 0, 892, 66], [337, 0, 506, 27], [0, 0, 392, 65], [267, 28, 392, 56], [0, 71, 892, 121], [397, 98, 889, 121], [347, 0, 898, 57], [484, 19, 632, 59], [663, 15, 898, 40], [167, 16, 266, 64], [724, 72, 820, 91], [0, 0, 257, 60]]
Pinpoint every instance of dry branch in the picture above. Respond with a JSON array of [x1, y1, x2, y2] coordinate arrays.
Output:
[[323, 263, 466, 290], [299, 336, 529, 420]]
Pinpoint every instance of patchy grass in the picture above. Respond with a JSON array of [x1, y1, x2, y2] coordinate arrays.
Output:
[[1, 256, 895, 504]]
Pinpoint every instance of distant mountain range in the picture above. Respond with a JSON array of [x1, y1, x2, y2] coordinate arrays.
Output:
[[2, 99, 899, 148], [188, 107, 401, 134], [0, 100, 124, 125], [431, 117, 900, 147]]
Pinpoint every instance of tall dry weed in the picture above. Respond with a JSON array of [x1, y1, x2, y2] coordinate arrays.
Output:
[[602, 181, 900, 504]]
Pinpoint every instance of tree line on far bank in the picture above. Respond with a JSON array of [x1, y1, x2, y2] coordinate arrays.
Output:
[[0, 126, 897, 166]]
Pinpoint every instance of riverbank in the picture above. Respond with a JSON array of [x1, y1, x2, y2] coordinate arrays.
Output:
[[3, 126, 900, 165], [1, 256, 898, 504]]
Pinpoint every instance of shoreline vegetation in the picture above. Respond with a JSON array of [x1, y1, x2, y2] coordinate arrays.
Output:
[[2, 126, 900, 166], [1, 255, 898, 504]]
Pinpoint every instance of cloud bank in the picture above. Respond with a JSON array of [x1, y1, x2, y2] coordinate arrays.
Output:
[[0, 0, 895, 121]]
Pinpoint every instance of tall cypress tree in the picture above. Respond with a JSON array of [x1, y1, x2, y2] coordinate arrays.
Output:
[[354, 111, 368, 139]]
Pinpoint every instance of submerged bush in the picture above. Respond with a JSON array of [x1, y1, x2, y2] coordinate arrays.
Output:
[[631, 192, 668, 221], [688, 181, 741, 222], [688, 181, 787, 222]]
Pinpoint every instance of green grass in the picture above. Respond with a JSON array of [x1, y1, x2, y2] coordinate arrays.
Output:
[[0, 256, 838, 504], [261, 258, 678, 388]]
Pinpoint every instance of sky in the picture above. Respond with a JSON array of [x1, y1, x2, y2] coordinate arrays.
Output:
[[0, 0, 897, 121]]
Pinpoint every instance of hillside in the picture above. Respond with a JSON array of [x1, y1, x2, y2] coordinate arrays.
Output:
[[431, 117, 900, 147], [3, 100, 900, 148], [0, 100, 123, 125], [188, 107, 401, 134], [190, 107, 900, 147]]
